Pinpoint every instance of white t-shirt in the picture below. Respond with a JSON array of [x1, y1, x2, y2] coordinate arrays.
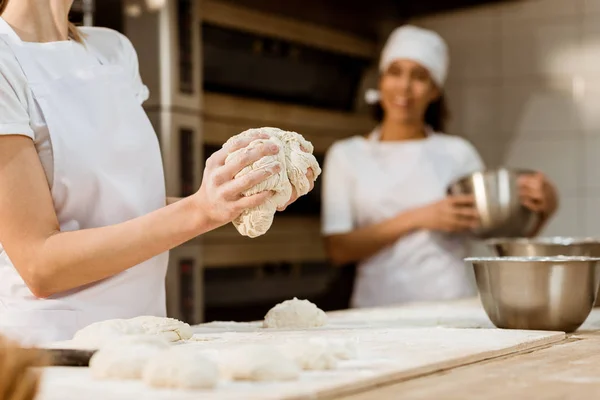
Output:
[[0, 26, 149, 187], [321, 129, 484, 308]]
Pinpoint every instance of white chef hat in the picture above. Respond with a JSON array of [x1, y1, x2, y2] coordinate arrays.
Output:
[[365, 25, 449, 104]]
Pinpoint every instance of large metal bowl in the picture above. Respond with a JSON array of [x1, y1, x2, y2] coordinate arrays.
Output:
[[466, 256, 600, 332], [486, 237, 600, 257], [447, 168, 541, 239]]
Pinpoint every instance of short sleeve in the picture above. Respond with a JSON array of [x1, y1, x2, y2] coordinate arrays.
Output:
[[460, 139, 485, 175], [118, 34, 150, 104], [0, 46, 34, 139], [321, 142, 356, 236]]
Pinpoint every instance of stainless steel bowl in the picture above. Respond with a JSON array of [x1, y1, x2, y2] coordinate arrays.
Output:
[[486, 237, 600, 307], [466, 256, 600, 332], [447, 168, 541, 239], [486, 237, 600, 257]]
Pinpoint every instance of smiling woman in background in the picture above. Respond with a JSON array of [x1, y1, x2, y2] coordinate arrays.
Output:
[[321, 25, 559, 308]]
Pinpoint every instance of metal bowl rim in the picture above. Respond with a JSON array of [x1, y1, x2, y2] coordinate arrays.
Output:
[[465, 256, 600, 262], [449, 167, 539, 188], [484, 236, 600, 246]]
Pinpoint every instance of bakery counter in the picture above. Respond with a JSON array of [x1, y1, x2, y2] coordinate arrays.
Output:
[[36, 297, 600, 400]]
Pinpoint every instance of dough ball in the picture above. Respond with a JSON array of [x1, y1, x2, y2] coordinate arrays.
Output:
[[220, 345, 300, 382], [71, 316, 192, 349], [143, 347, 219, 390], [72, 319, 144, 349], [309, 337, 358, 360], [89, 335, 169, 380], [263, 297, 327, 329], [277, 339, 338, 370], [128, 316, 193, 342], [223, 127, 322, 238]]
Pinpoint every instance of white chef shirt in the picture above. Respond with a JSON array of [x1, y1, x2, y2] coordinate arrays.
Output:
[[0, 26, 149, 186], [321, 128, 484, 308]]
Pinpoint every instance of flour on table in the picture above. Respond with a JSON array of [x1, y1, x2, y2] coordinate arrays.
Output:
[[219, 344, 300, 382], [223, 127, 322, 238], [89, 335, 169, 380], [143, 347, 219, 390], [263, 297, 327, 329], [71, 316, 192, 348], [277, 339, 338, 370]]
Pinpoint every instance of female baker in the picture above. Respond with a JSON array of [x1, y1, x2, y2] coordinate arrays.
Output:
[[0, 0, 314, 345], [321, 25, 558, 308]]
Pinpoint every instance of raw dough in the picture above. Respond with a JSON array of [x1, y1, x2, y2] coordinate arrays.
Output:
[[219, 345, 300, 381], [263, 297, 327, 329], [143, 347, 219, 390], [89, 335, 169, 380], [223, 127, 322, 238], [71, 316, 192, 348], [309, 337, 359, 360], [277, 339, 338, 370]]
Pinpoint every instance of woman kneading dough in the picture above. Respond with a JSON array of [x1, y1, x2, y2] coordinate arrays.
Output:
[[321, 26, 559, 308], [0, 0, 315, 345]]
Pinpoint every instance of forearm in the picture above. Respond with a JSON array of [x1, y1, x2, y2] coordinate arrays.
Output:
[[32, 197, 211, 297], [325, 210, 420, 266]]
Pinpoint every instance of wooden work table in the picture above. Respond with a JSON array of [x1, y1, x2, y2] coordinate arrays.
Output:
[[331, 298, 600, 400], [38, 298, 600, 400]]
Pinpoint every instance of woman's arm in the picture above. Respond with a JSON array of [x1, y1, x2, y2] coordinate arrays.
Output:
[[0, 134, 279, 298], [325, 195, 479, 266], [518, 172, 559, 237]]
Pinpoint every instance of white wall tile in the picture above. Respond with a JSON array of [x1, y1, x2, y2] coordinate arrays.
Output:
[[541, 197, 583, 237], [584, 0, 600, 14], [501, 0, 583, 23], [583, 136, 600, 192], [579, 80, 600, 134], [504, 138, 581, 193], [501, 79, 583, 138], [502, 21, 582, 78], [581, 17, 600, 78], [449, 39, 502, 82], [583, 196, 600, 236], [460, 83, 502, 137]]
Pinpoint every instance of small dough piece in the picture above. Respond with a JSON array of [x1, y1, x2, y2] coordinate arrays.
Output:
[[224, 127, 322, 238], [89, 335, 169, 380], [277, 339, 338, 370], [220, 345, 300, 382], [128, 316, 193, 342], [309, 337, 358, 360], [263, 297, 327, 329], [143, 347, 219, 390]]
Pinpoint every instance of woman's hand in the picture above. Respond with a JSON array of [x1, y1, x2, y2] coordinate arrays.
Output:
[[412, 194, 480, 233], [276, 168, 316, 212], [276, 144, 317, 212], [518, 172, 558, 218], [194, 133, 282, 229]]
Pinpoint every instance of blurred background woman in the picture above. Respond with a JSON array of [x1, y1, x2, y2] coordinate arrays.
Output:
[[321, 25, 558, 308]]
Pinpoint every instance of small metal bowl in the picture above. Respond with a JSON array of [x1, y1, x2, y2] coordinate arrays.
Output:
[[465, 256, 600, 332], [447, 168, 541, 239]]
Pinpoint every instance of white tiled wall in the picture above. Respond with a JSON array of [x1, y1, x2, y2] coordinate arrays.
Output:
[[412, 0, 600, 237]]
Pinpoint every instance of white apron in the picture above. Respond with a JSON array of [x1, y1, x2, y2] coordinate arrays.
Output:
[[0, 22, 168, 345], [350, 129, 476, 308]]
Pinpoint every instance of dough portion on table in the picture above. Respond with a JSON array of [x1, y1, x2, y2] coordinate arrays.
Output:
[[218, 344, 300, 382], [143, 347, 219, 390], [89, 335, 169, 380], [224, 127, 322, 238], [277, 339, 338, 370], [263, 297, 327, 329], [71, 316, 192, 348]]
